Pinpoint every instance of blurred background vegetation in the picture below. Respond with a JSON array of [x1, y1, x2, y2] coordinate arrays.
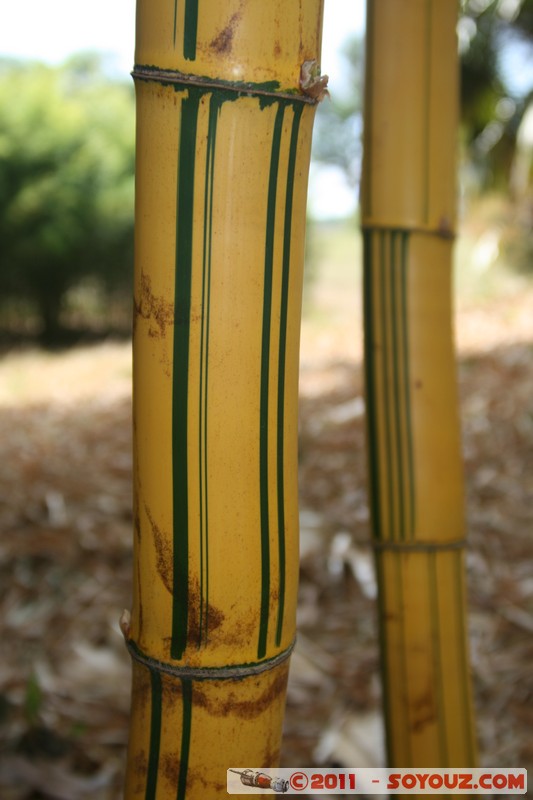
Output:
[[0, 54, 135, 343], [0, 0, 532, 343]]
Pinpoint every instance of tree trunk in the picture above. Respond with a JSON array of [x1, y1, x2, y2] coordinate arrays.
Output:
[[37, 287, 64, 344], [123, 2, 325, 797], [361, 0, 478, 767]]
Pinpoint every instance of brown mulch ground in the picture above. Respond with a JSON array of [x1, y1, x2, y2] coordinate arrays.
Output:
[[0, 286, 532, 799]]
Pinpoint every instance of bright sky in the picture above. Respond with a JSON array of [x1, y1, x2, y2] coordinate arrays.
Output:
[[0, 0, 137, 77], [0, 1, 365, 218]]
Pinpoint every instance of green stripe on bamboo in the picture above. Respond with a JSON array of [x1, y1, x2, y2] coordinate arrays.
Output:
[[362, 229, 382, 540], [145, 669, 162, 800], [173, 0, 199, 60], [363, 228, 416, 544], [197, 96, 218, 649], [183, 0, 199, 61], [275, 103, 304, 647], [258, 102, 285, 660], [400, 232, 415, 539], [172, 89, 200, 660]]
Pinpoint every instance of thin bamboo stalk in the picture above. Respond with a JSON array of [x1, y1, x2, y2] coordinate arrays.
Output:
[[361, 0, 478, 768], [123, 2, 324, 797]]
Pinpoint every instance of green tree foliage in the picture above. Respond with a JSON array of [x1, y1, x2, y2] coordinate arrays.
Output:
[[458, 1, 533, 271], [0, 55, 134, 339]]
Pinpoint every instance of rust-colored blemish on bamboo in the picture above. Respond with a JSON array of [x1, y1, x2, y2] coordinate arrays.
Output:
[[144, 502, 173, 594], [161, 751, 182, 787], [132, 270, 174, 375], [133, 750, 149, 795], [210, 10, 242, 54], [134, 270, 174, 340], [410, 687, 437, 733], [187, 576, 225, 644], [192, 664, 289, 719], [187, 770, 226, 793]]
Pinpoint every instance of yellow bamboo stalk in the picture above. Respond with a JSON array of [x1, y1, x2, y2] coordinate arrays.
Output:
[[123, 2, 325, 798], [361, 0, 478, 767]]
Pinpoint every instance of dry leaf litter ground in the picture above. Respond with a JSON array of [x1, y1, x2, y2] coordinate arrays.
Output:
[[0, 227, 532, 799]]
